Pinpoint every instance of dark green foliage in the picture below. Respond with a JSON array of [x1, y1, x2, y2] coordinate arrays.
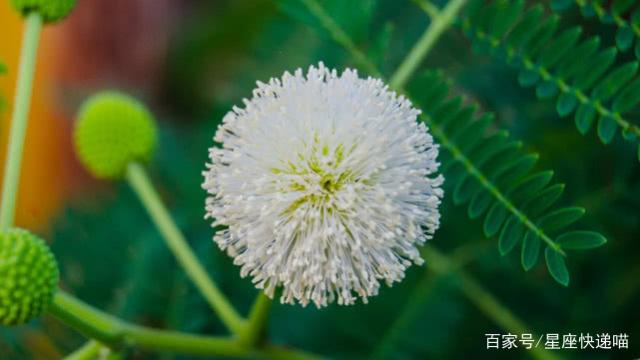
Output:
[[463, 0, 640, 162], [552, 0, 640, 57], [4, 0, 638, 358], [407, 70, 606, 285]]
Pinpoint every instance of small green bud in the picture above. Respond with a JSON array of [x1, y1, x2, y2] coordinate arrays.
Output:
[[10, 0, 77, 23], [74, 91, 158, 180], [0, 228, 59, 326]]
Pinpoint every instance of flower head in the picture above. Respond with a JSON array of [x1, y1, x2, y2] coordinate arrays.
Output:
[[0, 228, 59, 325], [10, 0, 77, 23], [74, 91, 157, 179], [203, 63, 443, 307]]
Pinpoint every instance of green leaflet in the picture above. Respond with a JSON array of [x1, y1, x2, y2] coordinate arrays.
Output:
[[523, 184, 565, 217], [407, 71, 607, 285], [521, 232, 541, 271], [558, 231, 608, 249], [575, 104, 596, 135], [615, 27, 634, 51], [556, 93, 577, 117], [613, 78, 640, 114], [592, 62, 639, 101], [545, 246, 569, 286], [554, 0, 639, 57], [499, 216, 524, 255], [537, 207, 585, 232], [463, 0, 640, 161], [598, 116, 618, 144]]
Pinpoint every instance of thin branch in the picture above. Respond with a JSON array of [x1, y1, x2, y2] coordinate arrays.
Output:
[[126, 162, 246, 335], [0, 12, 42, 229], [389, 0, 468, 90], [50, 291, 320, 359], [411, 0, 441, 19]]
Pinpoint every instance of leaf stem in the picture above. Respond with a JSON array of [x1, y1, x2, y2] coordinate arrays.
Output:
[[239, 293, 272, 347], [0, 12, 42, 230], [125, 162, 246, 336], [389, 0, 468, 90]]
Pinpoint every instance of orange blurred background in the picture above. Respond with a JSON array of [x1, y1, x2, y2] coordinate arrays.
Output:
[[0, 2, 74, 232], [0, 0, 171, 232]]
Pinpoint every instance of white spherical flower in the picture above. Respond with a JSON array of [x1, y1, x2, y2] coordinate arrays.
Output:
[[203, 63, 444, 307]]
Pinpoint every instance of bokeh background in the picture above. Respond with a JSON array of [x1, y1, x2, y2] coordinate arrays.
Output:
[[0, 0, 638, 359]]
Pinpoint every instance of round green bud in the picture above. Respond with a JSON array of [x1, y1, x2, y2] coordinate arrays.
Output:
[[0, 228, 59, 326], [10, 0, 77, 23], [74, 91, 157, 180]]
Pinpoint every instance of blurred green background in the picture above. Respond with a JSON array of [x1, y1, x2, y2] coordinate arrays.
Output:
[[0, 0, 638, 359]]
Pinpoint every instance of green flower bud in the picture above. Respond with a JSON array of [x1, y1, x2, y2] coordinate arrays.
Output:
[[74, 91, 157, 180], [0, 228, 59, 326], [10, 0, 77, 23]]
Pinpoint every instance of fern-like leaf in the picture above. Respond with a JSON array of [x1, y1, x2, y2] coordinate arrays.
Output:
[[407, 70, 607, 285], [551, 0, 640, 59], [462, 0, 640, 162]]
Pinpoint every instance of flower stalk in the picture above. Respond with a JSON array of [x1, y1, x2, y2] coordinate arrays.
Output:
[[0, 12, 43, 230], [125, 161, 246, 336], [239, 293, 272, 347], [389, 0, 468, 90]]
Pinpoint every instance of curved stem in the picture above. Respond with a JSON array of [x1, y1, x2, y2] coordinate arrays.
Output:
[[389, 0, 468, 90], [239, 293, 272, 347], [125, 162, 246, 336], [63, 341, 102, 360], [50, 291, 320, 359], [0, 12, 42, 230], [49, 291, 249, 357], [411, 0, 441, 19]]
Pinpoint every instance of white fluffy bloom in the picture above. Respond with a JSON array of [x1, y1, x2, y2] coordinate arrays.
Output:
[[203, 63, 444, 307]]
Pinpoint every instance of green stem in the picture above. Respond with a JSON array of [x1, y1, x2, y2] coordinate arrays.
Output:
[[50, 291, 320, 359], [0, 12, 42, 230], [49, 291, 123, 345], [63, 341, 102, 360], [300, 0, 380, 77], [239, 293, 272, 347], [389, 0, 467, 90], [49, 291, 249, 357], [125, 162, 246, 336], [262, 345, 325, 360], [411, 0, 441, 19], [422, 247, 561, 360]]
